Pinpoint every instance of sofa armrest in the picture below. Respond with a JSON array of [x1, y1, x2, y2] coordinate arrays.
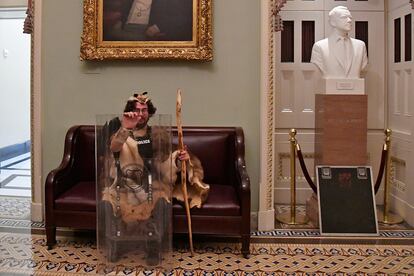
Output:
[[236, 162, 250, 199], [234, 128, 251, 212], [234, 127, 251, 237], [45, 125, 81, 200]]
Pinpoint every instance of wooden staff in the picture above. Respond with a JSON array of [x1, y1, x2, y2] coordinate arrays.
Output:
[[176, 89, 194, 255]]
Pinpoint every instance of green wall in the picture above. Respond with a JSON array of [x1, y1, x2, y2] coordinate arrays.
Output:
[[0, 0, 26, 7], [42, 0, 261, 211]]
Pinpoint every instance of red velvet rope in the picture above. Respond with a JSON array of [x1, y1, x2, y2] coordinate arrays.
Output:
[[296, 147, 317, 194], [374, 145, 388, 194], [296, 141, 387, 195]]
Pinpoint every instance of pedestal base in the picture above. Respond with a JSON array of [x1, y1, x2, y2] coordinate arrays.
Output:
[[318, 78, 365, 95], [306, 193, 319, 227], [377, 209, 404, 224], [276, 211, 309, 225]]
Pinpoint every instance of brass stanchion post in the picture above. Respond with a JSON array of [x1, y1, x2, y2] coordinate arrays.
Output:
[[377, 129, 403, 224], [276, 129, 308, 225], [290, 129, 296, 223]]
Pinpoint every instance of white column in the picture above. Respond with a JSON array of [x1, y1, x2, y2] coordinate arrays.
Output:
[[31, 0, 43, 222], [258, 0, 275, 231]]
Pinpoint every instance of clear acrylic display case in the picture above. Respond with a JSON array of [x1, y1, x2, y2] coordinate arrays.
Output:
[[95, 114, 173, 269]]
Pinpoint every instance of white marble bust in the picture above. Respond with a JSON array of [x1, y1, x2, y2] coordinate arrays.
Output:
[[311, 6, 368, 79]]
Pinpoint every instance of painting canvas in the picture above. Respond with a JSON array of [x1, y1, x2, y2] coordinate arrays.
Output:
[[103, 0, 193, 42]]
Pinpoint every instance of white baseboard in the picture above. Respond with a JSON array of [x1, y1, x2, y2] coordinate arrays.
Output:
[[258, 209, 275, 231], [275, 187, 314, 205], [31, 202, 43, 222], [250, 212, 258, 231], [392, 195, 414, 227]]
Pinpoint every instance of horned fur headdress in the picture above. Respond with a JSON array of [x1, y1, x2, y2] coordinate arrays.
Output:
[[129, 92, 150, 104], [124, 91, 157, 115]]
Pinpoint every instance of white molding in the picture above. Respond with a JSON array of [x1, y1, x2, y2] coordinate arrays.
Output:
[[392, 194, 414, 226], [258, 209, 276, 231], [31, 201, 43, 221], [259, 0, 275, 231], [275, 187, 314, 205], [31, 0, 42, 222], [0, 7, 26, 19], [388, 0, 411, 11], [250, 212, 258, 231]]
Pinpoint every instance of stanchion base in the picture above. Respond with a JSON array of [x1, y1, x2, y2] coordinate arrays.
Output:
[[276, 212, 309, 225], [377, 209, 404, 225]]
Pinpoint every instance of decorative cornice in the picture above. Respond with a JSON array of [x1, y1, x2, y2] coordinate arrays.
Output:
[[29, 0, 34, 199], [264, 0, 287, 212], [23, 0, 33, 34], [272, 0, 287, 32], [266, 0, 275, 210]]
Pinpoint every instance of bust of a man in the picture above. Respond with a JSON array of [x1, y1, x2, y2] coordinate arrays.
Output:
[[311, 6, 368, 79]]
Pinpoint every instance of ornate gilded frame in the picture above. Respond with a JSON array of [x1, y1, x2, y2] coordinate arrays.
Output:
[[80, 0, 213, 60]]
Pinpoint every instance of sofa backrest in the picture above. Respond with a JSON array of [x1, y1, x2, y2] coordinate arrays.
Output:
[[171, 127, 238, 186], [72, 126, 96, 182], [69, 126, 241, 187]]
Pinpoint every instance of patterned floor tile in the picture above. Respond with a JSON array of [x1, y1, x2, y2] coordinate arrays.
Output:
[[1, 232, 414, 275], [0, 196, 30, 219], [0, 153, 31, 198]]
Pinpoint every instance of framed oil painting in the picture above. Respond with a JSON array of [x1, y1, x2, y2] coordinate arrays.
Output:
[[80, 0, 213, 60]]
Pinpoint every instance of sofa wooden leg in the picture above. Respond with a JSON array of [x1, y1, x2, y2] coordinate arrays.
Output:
[[46, 226, 57, 250], [241, 234, 250, 258]]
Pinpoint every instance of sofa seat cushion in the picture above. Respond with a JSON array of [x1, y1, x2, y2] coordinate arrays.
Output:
[[55, 181, 96, 212], [173, 184, 240, 216]]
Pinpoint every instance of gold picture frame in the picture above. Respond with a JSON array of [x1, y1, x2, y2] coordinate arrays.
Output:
[[80, 0, 213, 60]]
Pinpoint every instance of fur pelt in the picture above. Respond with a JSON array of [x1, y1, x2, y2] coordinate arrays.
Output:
[[102, 127, 210, 224], [171, 150, 210, 208], [102, 180, 169, 223], [151, 126, 210, 208]]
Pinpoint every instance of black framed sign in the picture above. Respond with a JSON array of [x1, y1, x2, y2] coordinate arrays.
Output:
[[316, 166, 378, 236]]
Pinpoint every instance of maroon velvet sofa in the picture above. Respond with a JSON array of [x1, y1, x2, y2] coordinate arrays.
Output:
[[45, 125, 251, 257]]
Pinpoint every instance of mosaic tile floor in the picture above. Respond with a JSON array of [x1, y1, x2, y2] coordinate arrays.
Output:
[[0, 199, 413, 240], [0, 152, 31, 197], [0, 232, 413, 275], [274, 205, 414, 232], [0, 154, 413, 274], [0, 196, 30, 220]]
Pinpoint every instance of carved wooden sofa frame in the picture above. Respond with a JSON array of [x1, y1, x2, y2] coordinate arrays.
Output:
[[45, 125, 251, 257]]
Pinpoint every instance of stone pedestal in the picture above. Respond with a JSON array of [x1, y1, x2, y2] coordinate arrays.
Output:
[[310, 94, 368, 228], [306, 193, 319, 227], [315, 94, 368, 166]]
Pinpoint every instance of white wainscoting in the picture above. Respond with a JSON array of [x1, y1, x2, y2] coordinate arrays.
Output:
[[387, 2, 414, 226]]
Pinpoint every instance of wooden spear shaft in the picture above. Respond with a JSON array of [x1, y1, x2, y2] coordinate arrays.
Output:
[[176, 89, 194, 255]]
